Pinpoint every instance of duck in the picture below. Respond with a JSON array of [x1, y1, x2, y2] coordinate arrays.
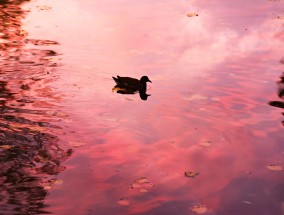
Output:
[[112, 75, 152, 100], [112, 75, 151, 91]]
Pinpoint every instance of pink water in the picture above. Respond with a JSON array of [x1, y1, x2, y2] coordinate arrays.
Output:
[[0, 0, 284, 214]]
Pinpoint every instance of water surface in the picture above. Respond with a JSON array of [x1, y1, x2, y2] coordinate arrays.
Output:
[[1, 0, 284, 214]]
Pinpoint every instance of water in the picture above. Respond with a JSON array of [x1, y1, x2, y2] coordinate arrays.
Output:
[[0, 0, 283, 214]]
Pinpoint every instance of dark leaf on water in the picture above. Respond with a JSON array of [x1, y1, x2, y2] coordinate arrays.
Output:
[[184, 171, 199, 178]]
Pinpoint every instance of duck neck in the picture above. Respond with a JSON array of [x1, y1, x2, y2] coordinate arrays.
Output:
[[139, 83, 147, 91]]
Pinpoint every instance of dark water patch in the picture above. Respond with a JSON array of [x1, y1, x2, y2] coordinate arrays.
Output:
[[216, 177, 283, 215], [0, 0, 71, 214]]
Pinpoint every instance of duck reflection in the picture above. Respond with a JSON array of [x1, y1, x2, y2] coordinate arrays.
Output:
[[112, 75, 152, 100], [268, 72, 284, 126]]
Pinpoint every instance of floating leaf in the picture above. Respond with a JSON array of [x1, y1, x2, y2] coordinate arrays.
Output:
[[134, 177, 150, 184], [200, 140, 211, 147], [184, 171, 199, 178], [0, 145, 12, 150], [117, 198, 129, 206], [130, 177, 153, 190], [187, 13, 199, 17], [190, 205, 207, 214], [267, 164, 283, 171]]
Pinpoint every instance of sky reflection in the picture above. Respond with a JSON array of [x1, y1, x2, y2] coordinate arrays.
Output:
[[19, 0, 284, 214]]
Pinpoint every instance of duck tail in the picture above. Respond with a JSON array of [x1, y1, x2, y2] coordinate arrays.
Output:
[[112, 76, 119, 84]]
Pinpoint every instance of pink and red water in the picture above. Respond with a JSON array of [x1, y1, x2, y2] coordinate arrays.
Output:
[[0, 0, 283, 214]]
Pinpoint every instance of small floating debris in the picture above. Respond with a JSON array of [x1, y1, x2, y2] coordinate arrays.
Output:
[[130, 177, 154, 192], [36, 5, 52, 11], [267, 164, 283, 171], [277, 15, 284, 20], [184, 171, 199, 178]]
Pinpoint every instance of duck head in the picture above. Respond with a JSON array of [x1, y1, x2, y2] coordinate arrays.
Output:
[[140, 76, 152, 83]]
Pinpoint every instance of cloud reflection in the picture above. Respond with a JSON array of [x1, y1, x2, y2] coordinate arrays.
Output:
[[20, 0, 284, 214]]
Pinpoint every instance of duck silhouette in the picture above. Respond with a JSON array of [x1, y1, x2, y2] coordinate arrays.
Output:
[[268, 72, 284, 126], [269, 73, 284, 109], [112, 75, 152, 100]]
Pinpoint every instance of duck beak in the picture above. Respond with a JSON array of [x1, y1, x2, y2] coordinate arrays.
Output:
[[148, 80, 152, 83]]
